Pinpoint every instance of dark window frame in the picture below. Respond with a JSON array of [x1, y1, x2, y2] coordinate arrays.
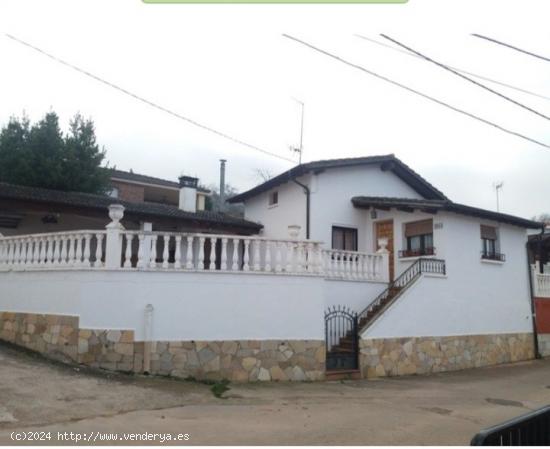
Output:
[[268, 191, 278, 206], [331, 226, 358, 251], [400, 233, 435, 257]]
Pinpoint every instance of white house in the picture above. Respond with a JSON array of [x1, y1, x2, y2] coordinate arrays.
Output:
[[229, 154, 543, 376], [0, 154, 543, 382]]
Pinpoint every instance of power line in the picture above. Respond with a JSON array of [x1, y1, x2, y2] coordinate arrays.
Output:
[[472, 33, 550, 63], [282, 34, 550, 150], [4, 33, 296, 164], [355, 34, 550, 102], [380, 34, 550, 122]]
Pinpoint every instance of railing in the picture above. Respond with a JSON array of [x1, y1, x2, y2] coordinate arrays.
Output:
[[471, 405, 550, 445], [119, 231, 327, 274], [481, 251, 506, 262], [398, 247, 436, 258], [322, 249, 387, 281], [358, 258, 446, 331], [0, 205, 389, 281], [0, 231, 106, 268], [533, 267, 550, 298]]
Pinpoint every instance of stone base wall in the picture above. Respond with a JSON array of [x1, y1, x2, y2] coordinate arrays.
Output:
[[0, 311, 324, 382], [538, 334, 550, 357], [360, 333, 535, 378], [148, 340, 325, 382], [78, 329, 138, 372], [0, 311, 79, 363]]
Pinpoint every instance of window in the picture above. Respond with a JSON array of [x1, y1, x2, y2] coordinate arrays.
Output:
[[332, 226, 358, 251], [401, 219, 434, 257], [268, 191, 278, 206], [480, 225, 505, 261]]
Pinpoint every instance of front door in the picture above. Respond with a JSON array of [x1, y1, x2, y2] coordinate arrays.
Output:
[[375, 220, 394, 281]]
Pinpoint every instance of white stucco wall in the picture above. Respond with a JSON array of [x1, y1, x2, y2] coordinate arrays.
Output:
[[0, 270, 325, 341], [244, 174, 310, 241], [323, 279, 387, 314], [310, 165, 423, 251], [363, 214, 533, 338], [243, 164, 423, 247]]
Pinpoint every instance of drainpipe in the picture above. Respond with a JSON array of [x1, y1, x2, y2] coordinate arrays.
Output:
[[292, 178, 310, 239], [143, 303, 154, 374]]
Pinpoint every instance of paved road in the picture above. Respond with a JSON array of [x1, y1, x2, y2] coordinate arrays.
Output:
[[1, 342, 550, 445]]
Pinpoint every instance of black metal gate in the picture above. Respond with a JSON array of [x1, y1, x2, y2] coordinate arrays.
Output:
[[325, 305, 358, 371]]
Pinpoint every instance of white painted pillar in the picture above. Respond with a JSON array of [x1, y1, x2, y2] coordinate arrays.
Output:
[[105, 204, 125, 269], [376, 237, 390, 282]]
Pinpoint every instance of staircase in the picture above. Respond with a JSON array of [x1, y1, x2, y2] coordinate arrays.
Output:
[[357, 258, 446, 333], [324, 258, 445, 377]]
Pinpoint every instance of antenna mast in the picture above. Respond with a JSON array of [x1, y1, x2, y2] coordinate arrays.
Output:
[[493, 181, 504, 212], [290, 98, 305, 164]]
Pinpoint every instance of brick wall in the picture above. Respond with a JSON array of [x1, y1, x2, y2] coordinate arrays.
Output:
[[112, 181, 145, 202]]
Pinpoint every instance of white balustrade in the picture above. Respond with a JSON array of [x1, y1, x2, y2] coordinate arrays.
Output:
[[533, 264, 550, 298], [0, 231, 106, 270], [321, 249, 387, 281], [0, 226, 387, 282]]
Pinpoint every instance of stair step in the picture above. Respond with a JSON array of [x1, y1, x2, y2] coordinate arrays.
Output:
[[325, 369, 361, 381]]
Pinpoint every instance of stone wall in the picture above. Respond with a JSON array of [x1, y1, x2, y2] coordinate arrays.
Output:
[[0, 311, 324, 382], [0, 311, 79, 363], [538, 333, 550, 357], [360, 333, 535, 378], [148, 340, 325, 382]]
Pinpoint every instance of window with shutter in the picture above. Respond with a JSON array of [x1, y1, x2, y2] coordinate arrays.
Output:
[[400, 219, 434, 257], [480, 225, 504, 261]]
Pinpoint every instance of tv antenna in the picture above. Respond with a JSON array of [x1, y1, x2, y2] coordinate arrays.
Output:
[[290, 97, 305, 165], [493, 181, 504, 212]]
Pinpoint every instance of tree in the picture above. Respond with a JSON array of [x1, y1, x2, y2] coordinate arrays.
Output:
[[203, 183, 244, 217], [0, 112, 110, 194], [532, 213, 550, 225]]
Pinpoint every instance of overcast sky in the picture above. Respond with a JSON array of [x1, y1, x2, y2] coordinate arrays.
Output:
[[1, 0, 549, 218]]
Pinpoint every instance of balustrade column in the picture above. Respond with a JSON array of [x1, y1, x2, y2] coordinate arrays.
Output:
[[95, 234, 104, 267], [83, 234, 92, 267], [285, 242, 293, 273], [220, 238, 228, 271], [243, 240, 250, 271], [265, 241, 272, 272], [51, 237, 60, 266], [174, 235, 182, 269], [231, 238, 239, 271], [74, 236, 83, 267], [185, 236, 194, 269], [137, 235, 146, 268], [198, 237, 205, 270], [253, 240, 261, 271], [162, 235, 170, 269], [124, 234, 134, 268], [209, 238, 218, 271], [149, 235, 158, 268]]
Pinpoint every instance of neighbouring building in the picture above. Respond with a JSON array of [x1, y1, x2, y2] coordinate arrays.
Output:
[[0, 170, 259, 237]]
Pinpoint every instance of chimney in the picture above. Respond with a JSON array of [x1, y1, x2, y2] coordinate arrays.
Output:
[[219, 159, 227, 212], [178, 175, 198, 213]]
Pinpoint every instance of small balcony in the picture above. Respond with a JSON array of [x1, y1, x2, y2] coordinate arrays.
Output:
[[481, 251, 506, 262], [398, 247, 436, 258]]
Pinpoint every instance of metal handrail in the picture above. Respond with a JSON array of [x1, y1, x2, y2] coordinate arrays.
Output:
[[357, 257, 446, 330], [471, 405, 550, 445]]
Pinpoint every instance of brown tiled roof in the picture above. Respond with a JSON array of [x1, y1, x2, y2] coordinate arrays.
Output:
[[110, 169, 210, 193], [0, 182, 261, 231], [228, 154, 448, 203], [351, 196, 542, 229]]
